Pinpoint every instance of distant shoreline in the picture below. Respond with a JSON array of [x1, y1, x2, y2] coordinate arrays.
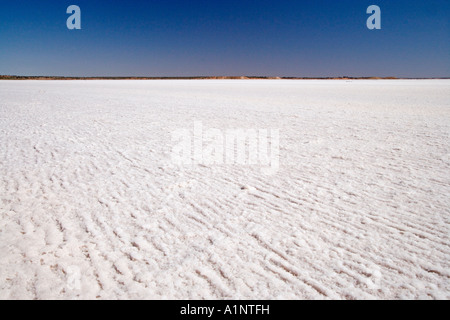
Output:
[[1, 75, 449, 80]]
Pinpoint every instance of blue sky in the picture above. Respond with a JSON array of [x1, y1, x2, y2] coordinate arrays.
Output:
[[0, 0, 449, 77]]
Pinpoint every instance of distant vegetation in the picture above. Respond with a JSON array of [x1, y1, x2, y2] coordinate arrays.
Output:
[[6, 75, 446, 80]]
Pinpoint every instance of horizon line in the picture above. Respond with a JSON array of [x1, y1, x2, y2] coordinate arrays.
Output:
[[1, 75, 450, 80]]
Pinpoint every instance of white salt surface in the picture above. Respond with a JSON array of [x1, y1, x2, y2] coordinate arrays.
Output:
[[0, 80, 449, 299]]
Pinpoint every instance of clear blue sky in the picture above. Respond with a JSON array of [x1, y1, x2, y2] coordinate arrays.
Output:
[[0, 0, 449, 77]]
